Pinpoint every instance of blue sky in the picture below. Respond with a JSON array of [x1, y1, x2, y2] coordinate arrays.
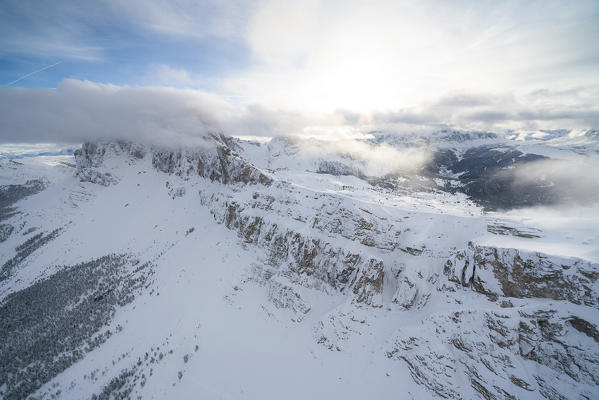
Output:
[[0, 0, 254, 91], [0, 0, 598, 143]]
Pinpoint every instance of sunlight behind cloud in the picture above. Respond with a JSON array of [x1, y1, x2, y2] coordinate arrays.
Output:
[[1, 0, 598, 140], [226, 0, 599, 115]]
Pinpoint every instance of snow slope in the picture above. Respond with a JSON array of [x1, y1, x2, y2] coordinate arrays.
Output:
[[0, 134, 598, 399]]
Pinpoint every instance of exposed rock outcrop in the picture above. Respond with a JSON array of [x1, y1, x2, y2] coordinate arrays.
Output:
[[387, 306, 599, 399], [151, 134, 272, 186], [74, 141, 143, 186], [208, 197, 390, 307], [75, 135, 272, 187], [444, 243, 599, 306]]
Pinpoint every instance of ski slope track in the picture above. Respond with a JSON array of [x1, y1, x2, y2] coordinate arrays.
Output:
[[0, 131, 598, 399]]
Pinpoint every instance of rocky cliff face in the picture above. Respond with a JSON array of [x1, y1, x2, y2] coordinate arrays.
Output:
[[384, 243, 599, 399], [202, 195, 391, 308], [74, 141, 143, 186], [445, 243, 598, 305], [151, 136, 272, 186], [75, 135, 272, 187], [387, 304, 599, 399]]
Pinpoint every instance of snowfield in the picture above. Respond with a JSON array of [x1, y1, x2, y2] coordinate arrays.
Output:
[[0, 131, 598, 399]]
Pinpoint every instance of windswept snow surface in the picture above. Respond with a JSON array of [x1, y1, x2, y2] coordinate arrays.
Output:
[[0, 133, 598, 399]]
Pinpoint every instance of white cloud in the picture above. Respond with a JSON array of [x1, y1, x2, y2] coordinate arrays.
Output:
[[0, 79, 311, 145], [225, 0, 599, 115], [369, 86, 599, 131], [0, 143, 75, 158], [1, 79, 597, 148], [298, 137, 431, 176], [0, 78, 430, 177], [2, 0, 597, 131], [511, 157, 599, 206], [143, 64, 197, 87]]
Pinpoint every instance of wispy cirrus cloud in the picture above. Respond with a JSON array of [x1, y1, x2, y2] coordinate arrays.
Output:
[[0, 1, 107, 61], [104, 0, 256, 39]]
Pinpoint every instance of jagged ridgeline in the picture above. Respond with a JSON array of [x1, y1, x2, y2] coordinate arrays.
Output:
[[75, 134, 272, 187]]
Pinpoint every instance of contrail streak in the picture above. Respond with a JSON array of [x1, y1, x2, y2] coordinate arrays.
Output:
[[3, 61, 62, 87]]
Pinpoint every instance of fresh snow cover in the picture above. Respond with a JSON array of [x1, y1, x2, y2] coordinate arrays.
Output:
[[0, 131, 598, 399]]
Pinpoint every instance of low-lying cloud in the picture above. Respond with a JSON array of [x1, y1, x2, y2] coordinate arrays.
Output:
[[0, 79, 598, 147], [288, 137, 431, 177], [511, 157, 599, 206], [371, 87, 599, 132], [0, 79, 309, 146]]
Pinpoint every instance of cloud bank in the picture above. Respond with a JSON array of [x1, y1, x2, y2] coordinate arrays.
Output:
[[371, 87, 599, 132], [0, 79, 310, 145], [511, 157, 599, 206], [292, 137, 431, 176], [1, 79, 597, 146]]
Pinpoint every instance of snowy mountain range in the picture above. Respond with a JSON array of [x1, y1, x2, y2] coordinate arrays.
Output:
[[1, 130, 598, 399]]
